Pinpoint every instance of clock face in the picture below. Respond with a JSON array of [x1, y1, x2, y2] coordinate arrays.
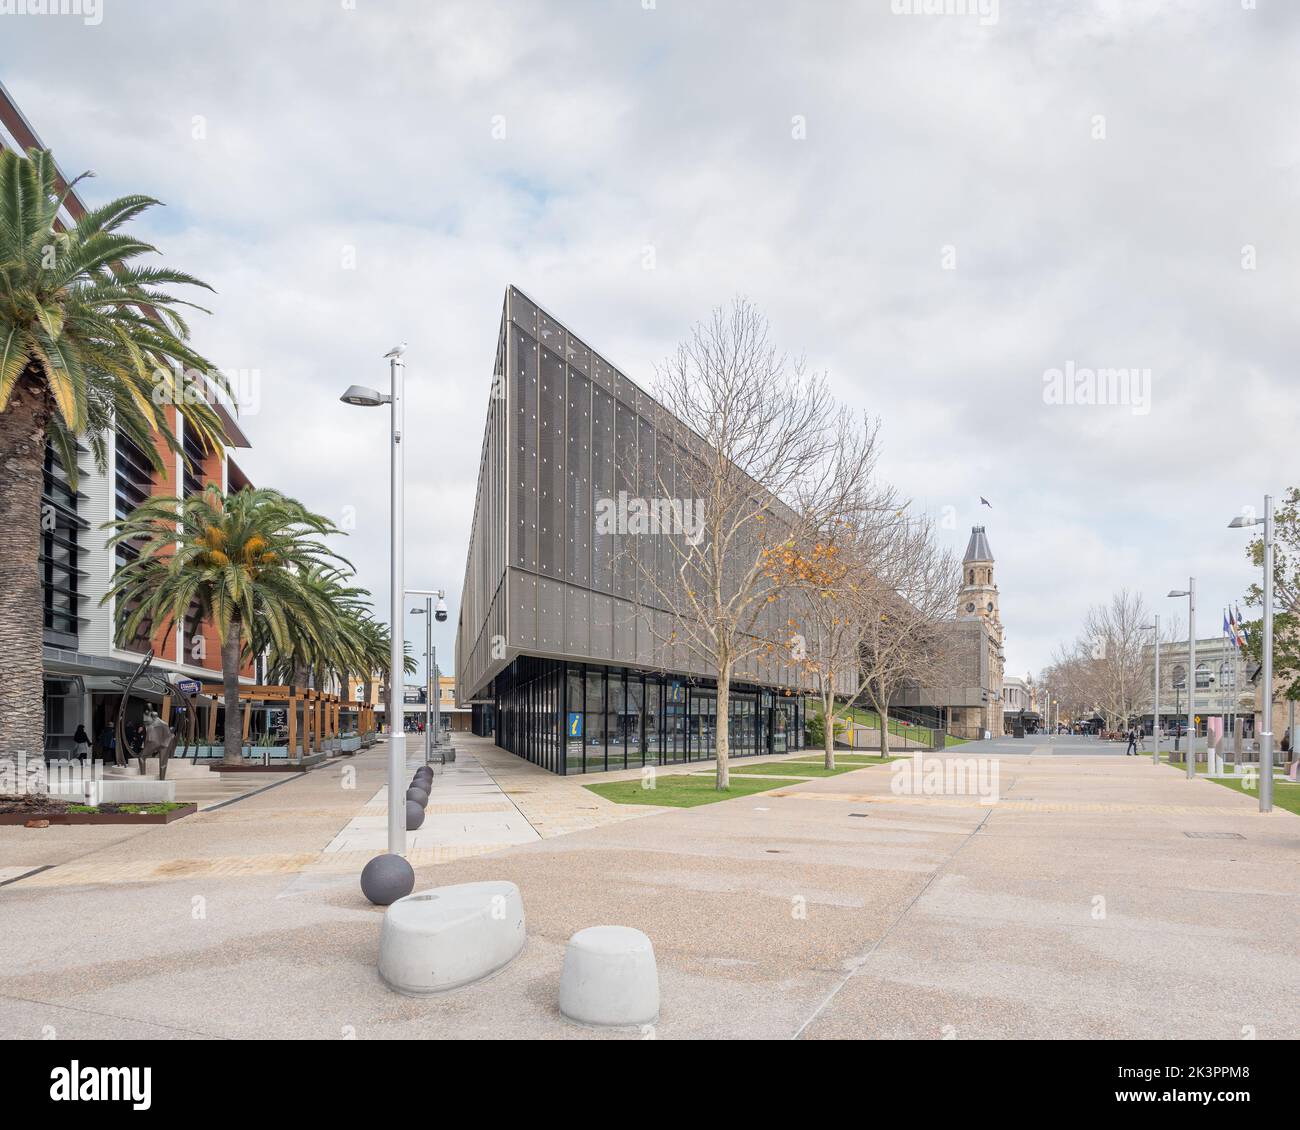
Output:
[[966, 602, 975, 613], [987, 602, 994, 612]]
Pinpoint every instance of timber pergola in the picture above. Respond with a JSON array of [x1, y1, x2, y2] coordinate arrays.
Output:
[[197, 684, 376, 756]]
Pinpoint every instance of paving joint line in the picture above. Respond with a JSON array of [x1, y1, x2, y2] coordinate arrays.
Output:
[[791, 803, 994, 1040]]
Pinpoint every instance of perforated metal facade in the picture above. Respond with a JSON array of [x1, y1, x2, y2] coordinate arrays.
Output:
[[455, 287, 828, 771]]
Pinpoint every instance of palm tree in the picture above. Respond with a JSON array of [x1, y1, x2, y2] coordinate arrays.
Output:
[[352, 617, 415, 735], [104, 485, 345, 764], [259, 567, 372, 744], [0, 147, 229, 758]]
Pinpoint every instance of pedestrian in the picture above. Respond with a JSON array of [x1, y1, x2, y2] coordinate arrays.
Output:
[[72, 724, 92, 761], [1125, 727, 1137, 756], [98, 724, 115, 761]]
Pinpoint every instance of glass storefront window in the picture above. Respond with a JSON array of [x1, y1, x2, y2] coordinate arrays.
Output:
[[606, 671, 625, 771], [626, 677, 644, 766]]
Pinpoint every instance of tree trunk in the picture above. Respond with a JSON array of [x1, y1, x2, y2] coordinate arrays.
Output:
[[292, 662, 309, 751], [880, 701, 891, 758], [221, 613, 244, 765], [715, 669, 731, 789], [824, 703, 836, 771], [0, 374, 51, 768]]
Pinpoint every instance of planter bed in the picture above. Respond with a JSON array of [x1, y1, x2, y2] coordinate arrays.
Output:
[[0, 795, 197, 825]]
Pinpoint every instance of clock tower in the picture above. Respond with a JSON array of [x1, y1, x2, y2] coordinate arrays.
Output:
[[957, 525, 1004, 737], [958, 525, 1000, 630]]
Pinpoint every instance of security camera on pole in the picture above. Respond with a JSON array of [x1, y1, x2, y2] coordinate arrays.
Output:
[[341, 344, 417, 905], [409, 588, 448, 763]]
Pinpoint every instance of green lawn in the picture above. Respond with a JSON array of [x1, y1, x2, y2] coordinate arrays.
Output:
[[722, 762, 858, 778], [811, 702, 966, 747], [584, 754, 905, 807], [584, 774, 792, 808], [1212, 777, 1300, 815], [787, 753, 900, 766], [1156, 760, 1300, 815]]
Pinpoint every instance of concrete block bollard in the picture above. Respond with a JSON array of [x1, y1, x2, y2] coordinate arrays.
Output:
[[378, 881, 526, 995], [559, 925, 659, 1027]]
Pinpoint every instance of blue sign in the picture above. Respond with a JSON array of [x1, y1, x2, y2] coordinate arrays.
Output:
[[175, 679, 201, 695], [668, 682, 684, 704], [567, 712, 583, 738]]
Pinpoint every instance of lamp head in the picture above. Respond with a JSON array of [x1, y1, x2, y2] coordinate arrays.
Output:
[[340, 384, 386, 407], [1227, 516, 1257, 528], [1167, 589, 1189, 598]]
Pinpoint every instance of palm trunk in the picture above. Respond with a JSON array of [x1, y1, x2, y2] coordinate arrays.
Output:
[[715, 667, 731, 789], [292, 662, 309, 752], [221, 612, 243, 765], [0, 374, 51, 766]]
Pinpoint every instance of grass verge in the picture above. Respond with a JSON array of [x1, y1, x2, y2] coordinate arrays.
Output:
[[584, 774, 789, 808], [1157, 760, 1300, 815]]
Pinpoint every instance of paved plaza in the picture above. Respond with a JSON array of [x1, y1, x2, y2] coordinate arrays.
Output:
[[0, 735, 1295, 1040]]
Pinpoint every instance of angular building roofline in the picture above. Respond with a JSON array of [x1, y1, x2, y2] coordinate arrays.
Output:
[[964, 525, 993, 563]]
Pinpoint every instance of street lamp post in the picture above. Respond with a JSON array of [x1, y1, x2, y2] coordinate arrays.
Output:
[[341, 345, 408, 861], [1168, 579, 1196, 780], [1142, 618, 1160, 765], [408, 588, 447, 762], [1229, 498, 1275, 814]]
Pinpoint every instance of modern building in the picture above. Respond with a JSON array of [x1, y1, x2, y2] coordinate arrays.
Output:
[[1, 82, 257, 756], [891, 525, 1006, 739], [455, 287, 819, 773]]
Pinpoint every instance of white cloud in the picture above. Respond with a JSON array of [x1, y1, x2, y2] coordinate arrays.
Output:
[[4, 0, 1297, 676]]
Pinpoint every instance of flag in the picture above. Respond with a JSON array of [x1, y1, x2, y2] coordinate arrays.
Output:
[[1223, 609, 1233, 644], [1235, 604, 1250, 648]]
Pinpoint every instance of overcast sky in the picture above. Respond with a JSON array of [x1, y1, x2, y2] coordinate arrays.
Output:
[[5, 0, 1298, 681]]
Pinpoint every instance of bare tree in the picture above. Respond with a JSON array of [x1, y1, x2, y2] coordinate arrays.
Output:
[[775, 420, 903, 769], [1044, 591, 1182, 732], [635, 299, 869, 788], [855, 513, 961, 756]]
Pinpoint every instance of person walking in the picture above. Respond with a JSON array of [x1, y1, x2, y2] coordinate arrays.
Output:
[[72, 724, 92, 761], [97, 723, 115, 762], [1125, 726, 1138, 756]]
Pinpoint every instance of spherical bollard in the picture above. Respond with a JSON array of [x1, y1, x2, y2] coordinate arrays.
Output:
[[360, 853, 415, 906], [406, 799, 426, 831], [406, 785, 428, 804]]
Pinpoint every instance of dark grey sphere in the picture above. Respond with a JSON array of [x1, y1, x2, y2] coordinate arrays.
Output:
[[406, 799, 426, 830], [360, 853, 415, 906], [406, 786, 429, 805], [413, 769, 433, 785]]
